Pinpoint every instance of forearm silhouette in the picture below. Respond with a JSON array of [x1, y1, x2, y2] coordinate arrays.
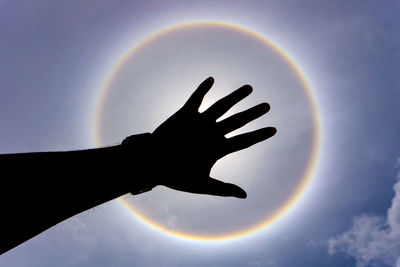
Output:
[[0, 77, 276, 254]]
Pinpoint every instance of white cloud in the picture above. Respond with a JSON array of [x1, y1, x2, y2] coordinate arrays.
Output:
[[55, 216, 98, 266], [328, 159, 400, 267]]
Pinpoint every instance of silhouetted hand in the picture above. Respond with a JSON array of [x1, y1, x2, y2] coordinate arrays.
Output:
[[144, 77, 276, 198], [0, 76, 277, 254]]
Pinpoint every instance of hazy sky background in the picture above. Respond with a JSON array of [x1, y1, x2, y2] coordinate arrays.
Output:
[[1, 1, 399, 266], [98, 23, 317, 238]]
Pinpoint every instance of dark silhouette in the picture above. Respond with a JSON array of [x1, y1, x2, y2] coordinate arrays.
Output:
[[0, 77, 276, 254]]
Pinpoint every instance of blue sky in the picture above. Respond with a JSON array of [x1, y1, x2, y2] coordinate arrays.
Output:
[[1, 1, 399, 266]]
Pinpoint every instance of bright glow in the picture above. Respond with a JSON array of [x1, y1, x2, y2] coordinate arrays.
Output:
[[93, 21, 322, 242]]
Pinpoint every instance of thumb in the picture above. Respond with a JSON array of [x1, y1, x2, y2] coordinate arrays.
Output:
[[204, 177, 247, 199]]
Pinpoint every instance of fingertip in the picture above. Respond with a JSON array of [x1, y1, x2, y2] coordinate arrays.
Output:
[[259, 102, 270, 112], [236, 189, 247, 199], [211, 178, 247, 199], [231, 184, 247, 199], [261, 126, 276, 137], [270, 127, 277, 136], [205, 76, 214, 84], [199, 76, 214, 90], [242, 84, 253, 94]]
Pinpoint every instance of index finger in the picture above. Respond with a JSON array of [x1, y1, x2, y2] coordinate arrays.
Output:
[[183, 76, 214, 111]]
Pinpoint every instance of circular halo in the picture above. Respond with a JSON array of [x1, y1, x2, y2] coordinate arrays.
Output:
[[93, 21, 322, 242]]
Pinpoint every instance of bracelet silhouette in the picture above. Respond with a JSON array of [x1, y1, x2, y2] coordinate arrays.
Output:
[[0, 77, 276, 254]]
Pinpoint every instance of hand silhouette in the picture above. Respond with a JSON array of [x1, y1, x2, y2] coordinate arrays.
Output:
[[1, 76, 277, 254], [140, 77, 276, 198]]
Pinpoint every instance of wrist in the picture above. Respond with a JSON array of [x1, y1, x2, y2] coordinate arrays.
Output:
[[120, 132, 157, 194]]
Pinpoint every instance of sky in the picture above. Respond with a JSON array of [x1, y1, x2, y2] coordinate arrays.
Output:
[[0, 1, 399, 266]]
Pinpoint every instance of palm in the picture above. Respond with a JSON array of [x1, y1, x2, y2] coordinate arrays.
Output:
[[152, 77, 276, 198]]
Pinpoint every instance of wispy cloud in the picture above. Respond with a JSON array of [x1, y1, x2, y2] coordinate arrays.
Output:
[[60, 216, 98, 266], [328, 159, 400, 267]]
